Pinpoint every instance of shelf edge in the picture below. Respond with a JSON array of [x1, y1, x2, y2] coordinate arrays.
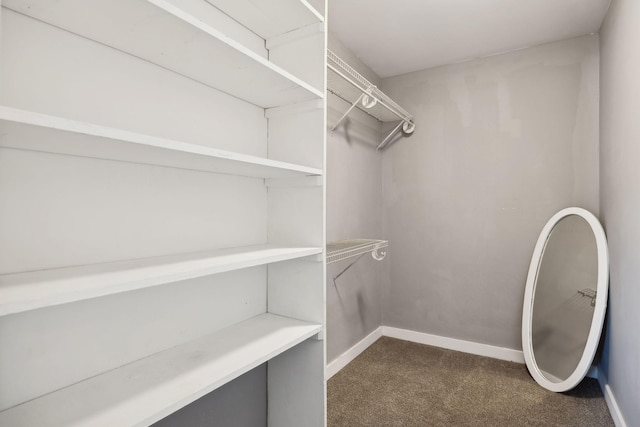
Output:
[[0, 313, 323, 427], [0, 245, 322, 316], [0, 106, 323, 177]]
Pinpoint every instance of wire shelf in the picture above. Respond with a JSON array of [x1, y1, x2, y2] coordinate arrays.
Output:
[[327, 49, 415, 149], [326, 239, 388, 264], [327, 50, 412, 123]]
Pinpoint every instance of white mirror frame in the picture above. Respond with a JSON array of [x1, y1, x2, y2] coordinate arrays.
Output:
[[522, 207, 609, 392]]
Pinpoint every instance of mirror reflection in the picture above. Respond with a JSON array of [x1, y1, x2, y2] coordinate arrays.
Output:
[[531, 214, 598, 383]]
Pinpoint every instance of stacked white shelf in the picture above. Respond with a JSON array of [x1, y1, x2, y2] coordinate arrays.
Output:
[[0, 244, 322, 316], [3, 0, 323, 108], [0, 0, 327, 425], [0, 313, 322, 427], [0, 107, 322, 180]]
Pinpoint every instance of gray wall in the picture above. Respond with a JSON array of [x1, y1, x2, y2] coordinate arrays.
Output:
[[600, 0, 640, 424], [326, 34, 384, 363], [380, 36, 600, 350]]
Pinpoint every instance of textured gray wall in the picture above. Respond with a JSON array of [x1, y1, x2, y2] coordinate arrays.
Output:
[[599, 0, 640, 424], [380, 36, 600, 350], [326, 34, 384, 363]]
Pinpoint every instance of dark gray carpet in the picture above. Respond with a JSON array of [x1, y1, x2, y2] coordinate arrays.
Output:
[[328, 337, 614, 427]]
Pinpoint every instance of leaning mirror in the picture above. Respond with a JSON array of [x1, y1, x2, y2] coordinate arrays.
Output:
[[522, 207, 609, 392]]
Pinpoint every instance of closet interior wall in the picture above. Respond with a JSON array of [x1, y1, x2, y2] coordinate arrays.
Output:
[[0, 1, 326, 425], [326, 34, 384, 363], [379, 35, 600, 351]]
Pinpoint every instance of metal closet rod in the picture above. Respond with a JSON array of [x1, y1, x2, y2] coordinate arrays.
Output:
[[327, 49, 415, 150]]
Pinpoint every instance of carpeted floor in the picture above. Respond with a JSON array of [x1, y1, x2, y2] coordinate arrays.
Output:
[[328, 337, 614, 426]]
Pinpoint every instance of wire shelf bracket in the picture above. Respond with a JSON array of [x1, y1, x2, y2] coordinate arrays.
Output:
[[327, 49, 415, 150]]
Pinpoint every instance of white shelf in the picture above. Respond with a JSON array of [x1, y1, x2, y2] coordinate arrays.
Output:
[[205, 0, 324, 39], [0, 245, 322, 316], [0, 106, 323, 178], [3, 0, 323, 108], [326, 239, 389, 264], [0, 313, 323, 427]]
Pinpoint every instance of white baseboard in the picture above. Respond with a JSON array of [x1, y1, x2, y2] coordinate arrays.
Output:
[[327, 325, 523, 380], [598, 373, 628, 427], [382, 326, 525, 363], [326, 327, 383, 379]]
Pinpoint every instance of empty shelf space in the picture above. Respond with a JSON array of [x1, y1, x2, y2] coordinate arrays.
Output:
[[3, 0, 323, 108], [326, 239, 389, 264], [0, 313, 323, 427], [0, 245, 322, 316], [0, 106, 323, 178], [205, 0, 323, 39]]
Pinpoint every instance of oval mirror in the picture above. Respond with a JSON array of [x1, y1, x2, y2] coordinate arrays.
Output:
[[522, 207, 609, 392]]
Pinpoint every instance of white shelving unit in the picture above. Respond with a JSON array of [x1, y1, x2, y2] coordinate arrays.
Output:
[[0, 0, 326, 425]]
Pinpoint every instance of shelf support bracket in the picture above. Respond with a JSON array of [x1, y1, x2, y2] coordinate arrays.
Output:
[[331, 90, 376, 132], [331, 253, 366, 285], [377, 120, 415, 151], [377, 121, 404, 151]]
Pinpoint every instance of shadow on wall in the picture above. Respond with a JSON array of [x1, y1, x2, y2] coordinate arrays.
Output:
[[329, 119, 380, 149], [330, 115, 412, 151], [329, 262, 369, 334], [328, 97, 381, 149], [327, 257, 371, 337]]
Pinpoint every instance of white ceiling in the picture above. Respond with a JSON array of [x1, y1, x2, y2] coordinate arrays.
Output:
[[328, 0, 611, 78]]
